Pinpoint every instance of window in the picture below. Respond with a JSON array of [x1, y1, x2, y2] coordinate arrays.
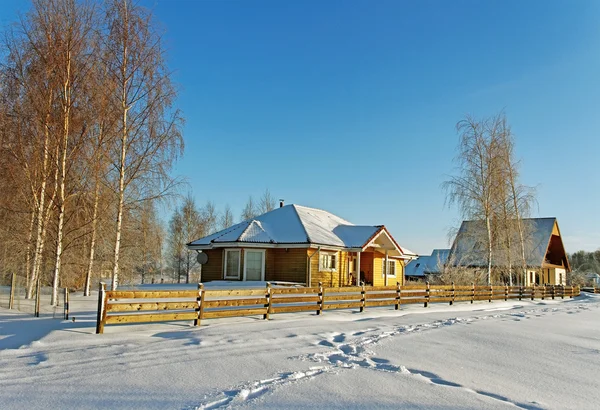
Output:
[[319, 252, 337, 272], [385, 260, 396, 276], [224, 249, 240, 279]]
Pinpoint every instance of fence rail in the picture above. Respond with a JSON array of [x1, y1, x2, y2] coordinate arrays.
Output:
[[1, 273, 70, 318], [581, 286, 600, 294], [95, 282, 580, 334]]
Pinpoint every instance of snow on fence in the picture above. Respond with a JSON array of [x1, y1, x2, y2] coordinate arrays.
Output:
[[95, 282, 580, 334]]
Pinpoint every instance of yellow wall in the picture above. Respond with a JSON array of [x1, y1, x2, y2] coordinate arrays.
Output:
[[308, 249, 351, 288], [200, 248, 406, 287]]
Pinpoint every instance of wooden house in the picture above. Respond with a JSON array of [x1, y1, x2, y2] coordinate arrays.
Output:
[[405, 249, 450, 281], [448, 218, 571, 286], [186, 204, 416, 287]]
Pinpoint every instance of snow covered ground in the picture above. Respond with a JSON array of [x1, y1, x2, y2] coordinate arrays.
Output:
[[1, 291, 599, 409]]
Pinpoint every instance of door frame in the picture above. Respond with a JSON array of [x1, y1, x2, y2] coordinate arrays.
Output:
[[243, 249, 266, 281]]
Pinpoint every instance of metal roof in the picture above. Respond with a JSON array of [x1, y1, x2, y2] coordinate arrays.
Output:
[[187, 204, 411, 255]]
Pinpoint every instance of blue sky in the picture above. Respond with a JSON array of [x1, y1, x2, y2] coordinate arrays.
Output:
[[2, 0, 599, 253]]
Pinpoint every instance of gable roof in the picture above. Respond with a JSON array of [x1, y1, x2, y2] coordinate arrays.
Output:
[[448, 218, 570, 271], [405, 249, 450, 277], [187, 204, 412, 256]]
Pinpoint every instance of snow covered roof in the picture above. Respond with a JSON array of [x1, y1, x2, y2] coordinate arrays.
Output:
[[405, 249, 450, 277], [448, 218, 569, 269], [187, 204, 412, 255]]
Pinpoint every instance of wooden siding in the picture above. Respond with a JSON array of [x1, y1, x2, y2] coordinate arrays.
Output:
[[309, 250, 352, 288], [269, 248, 307, 283], [200, 249, 223, 282], [199, 247, 406, 287]]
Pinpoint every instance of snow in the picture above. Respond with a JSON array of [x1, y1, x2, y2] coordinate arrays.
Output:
[[1, 290, 599, 409], [188, 204, 396, 251]]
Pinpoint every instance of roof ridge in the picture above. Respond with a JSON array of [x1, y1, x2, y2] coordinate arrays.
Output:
[[212, 220, 250, 242], [291, 204, 312, 243]]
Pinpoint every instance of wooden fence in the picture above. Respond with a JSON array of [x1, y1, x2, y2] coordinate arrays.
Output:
[[95, 282, 580, 334], [581, 286, 600, 294]]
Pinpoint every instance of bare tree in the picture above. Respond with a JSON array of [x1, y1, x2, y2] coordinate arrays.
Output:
[[220, 204, 234, 230], [443, 115, 503, 284], [258, 188, 276, 214], [167, 207, 184, 283], [496, 115, 536, 285], [104, 0, 183, 290], [240, 195, 257, 221]]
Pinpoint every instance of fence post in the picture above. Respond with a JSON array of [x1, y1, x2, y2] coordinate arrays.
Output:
[[264, 282, 272, 320], [34, 278, 41, 317], [95, 282, 107, 334], [504, 284, 508, 301], [519, 285, 523, 301], [489, 284, 492, 303], [561, 284, 564, 299], [194, 283, 205, 326], [450, 282, 455, 305], [551, 285, 555, 300], [471, 282, 475, 304], [541, 285, 545, 300], [360, 284, 365, 313], [424, 282, 430, 308], [531, 284, 535, 301], [395, 282, 401, 311], [63, 288, 69, 320], [9, 272, 16, 309], [317, 282, 323, 315]]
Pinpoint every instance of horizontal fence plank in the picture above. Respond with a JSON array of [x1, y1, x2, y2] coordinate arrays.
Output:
[[323, 294, 362, 302], [453, 296, 475, 302], [323, 302, 363, 310], [270, 305, 317, 314], [205, 289, 266, 297], [428, 297, 453, 303], [203, 298, 267, 308], [324, 286, 363, 293], [202, 308, 267, 319], [400, 291, 428, 297], [401, 285, 427, 290], [271, 296, 320, 304], [271, 287, 320, 295], [365, 300, 397, 307], [106, 290, 198, 299], [365, 292, 397, 300], [106, 311, 198, 324], [401, 298, 427, 304], [368, 286, 398, 292], [106, 301, 198, 312]]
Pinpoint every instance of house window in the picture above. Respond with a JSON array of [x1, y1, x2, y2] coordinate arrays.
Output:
[[385, 260, 396, 276], [224, 249, 241, 279], [319, 252, 337, 272]]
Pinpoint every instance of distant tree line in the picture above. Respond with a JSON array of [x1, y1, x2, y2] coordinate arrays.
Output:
[[569, 250, 600, 274], [165, 189, 277, 284]]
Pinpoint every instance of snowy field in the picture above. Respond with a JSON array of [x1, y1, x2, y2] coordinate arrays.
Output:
[[1, 291, 599, 410]]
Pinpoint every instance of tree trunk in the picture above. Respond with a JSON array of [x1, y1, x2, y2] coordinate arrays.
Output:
[[84, 180, 99, 296], [25, 210, 35, 291], [28, 98, 53, 299], [486, 215, 492, 285], [52, 55, 71, 306]]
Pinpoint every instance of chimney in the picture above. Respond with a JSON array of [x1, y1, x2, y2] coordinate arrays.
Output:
[[279, 199, 285, 208]]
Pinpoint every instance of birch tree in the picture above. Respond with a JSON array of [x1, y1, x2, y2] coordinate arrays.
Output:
[[104, 0, 183, 290], [444, 115, 503, 284]]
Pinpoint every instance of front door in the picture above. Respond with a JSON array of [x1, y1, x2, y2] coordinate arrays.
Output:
[[244, 250, 265, 281]]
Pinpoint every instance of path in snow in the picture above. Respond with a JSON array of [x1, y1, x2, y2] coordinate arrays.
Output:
[[193, 301, 594, 409]]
